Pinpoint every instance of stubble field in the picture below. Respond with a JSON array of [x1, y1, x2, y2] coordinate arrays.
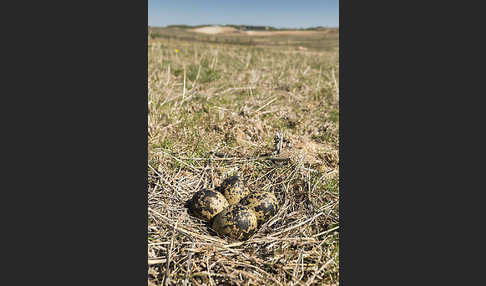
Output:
[[148, 27, 339, 286]]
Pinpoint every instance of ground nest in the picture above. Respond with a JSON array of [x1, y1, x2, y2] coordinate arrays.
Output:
[[148, 152, 339, 285]]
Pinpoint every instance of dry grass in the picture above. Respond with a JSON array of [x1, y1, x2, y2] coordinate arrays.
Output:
[[149, 27, 339, 52], [148, 29, 339, 285]]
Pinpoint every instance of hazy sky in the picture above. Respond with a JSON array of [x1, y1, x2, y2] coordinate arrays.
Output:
[[148, 0, 339, 28]]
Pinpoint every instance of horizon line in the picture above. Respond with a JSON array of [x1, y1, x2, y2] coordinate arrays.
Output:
[[148, 24, 339, 29]]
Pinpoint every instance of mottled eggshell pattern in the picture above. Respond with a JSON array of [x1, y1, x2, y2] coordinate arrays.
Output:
[[212, 205, 258, 240], [190, 189, 229, 221], [219, 175, 249, 205], [240, 191, 279, 226]]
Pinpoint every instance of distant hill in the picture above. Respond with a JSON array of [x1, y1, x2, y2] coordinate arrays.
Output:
[[149, 24, 335, 31]]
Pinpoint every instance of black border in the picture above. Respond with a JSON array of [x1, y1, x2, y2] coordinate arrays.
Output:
[[339, 0, 477, 284], [6, 0, 475, 284], [5, 1, 148, 285]]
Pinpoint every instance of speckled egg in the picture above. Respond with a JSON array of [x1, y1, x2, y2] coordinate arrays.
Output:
[[189, 189, 229, 221], [240, 191, 279, 226], [219, 175, 249, 205], [212, 205, 258, 240]]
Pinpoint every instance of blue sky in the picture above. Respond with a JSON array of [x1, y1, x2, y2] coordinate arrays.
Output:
[[148, 0, 339, 28]]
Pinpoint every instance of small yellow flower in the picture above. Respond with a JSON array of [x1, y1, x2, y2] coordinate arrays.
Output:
[[175, 49, 179, 53]]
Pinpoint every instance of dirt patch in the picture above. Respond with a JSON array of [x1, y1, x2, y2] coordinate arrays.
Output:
[[245, 30, 321, 36], [192, 26, 241, 34], [191, 27, 323, 36]]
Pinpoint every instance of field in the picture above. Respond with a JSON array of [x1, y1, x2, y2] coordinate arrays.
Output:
[[148, 26, 339, 285]]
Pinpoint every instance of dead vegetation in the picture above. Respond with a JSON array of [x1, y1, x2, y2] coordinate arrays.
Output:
[[148, 30, 339, 285]]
